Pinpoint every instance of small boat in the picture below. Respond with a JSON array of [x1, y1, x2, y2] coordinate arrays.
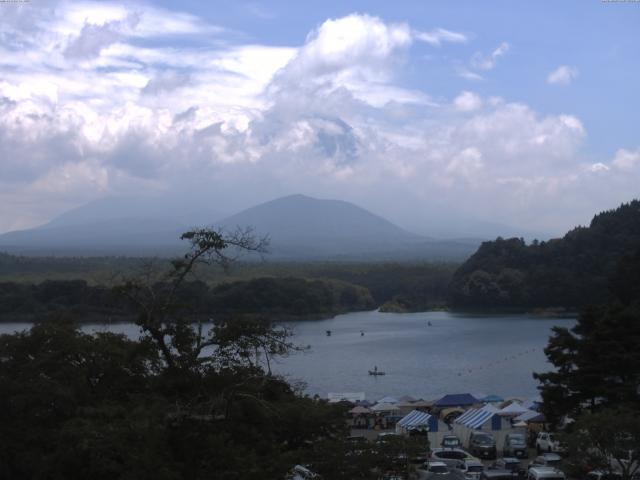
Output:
[[326, 330, 332, 336], [369, 370, 386, 376]]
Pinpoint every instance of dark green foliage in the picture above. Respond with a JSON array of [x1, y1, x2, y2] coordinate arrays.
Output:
[[450, 200, 640, 309], [562, 408, 640, 480], [207, 277, 374, 317], [534, 247, 640, 425], [0, 276, 374, 323], [0, 322, 351, 479]]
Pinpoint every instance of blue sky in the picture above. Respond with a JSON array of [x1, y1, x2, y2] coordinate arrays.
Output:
[[0, 0, 639, 236]]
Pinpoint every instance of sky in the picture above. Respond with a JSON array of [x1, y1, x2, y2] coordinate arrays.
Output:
[[1, 0, 639, 237]]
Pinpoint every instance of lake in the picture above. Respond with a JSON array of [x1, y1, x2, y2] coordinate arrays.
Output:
[[0, 310, 574, 402]]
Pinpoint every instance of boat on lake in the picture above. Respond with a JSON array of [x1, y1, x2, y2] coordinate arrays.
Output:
[[369, 366, 385, 376]]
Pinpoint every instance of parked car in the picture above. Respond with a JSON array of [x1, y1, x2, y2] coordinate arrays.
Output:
[[529, 454, 562, 470], [441, 435, 462, 449], [585, 471, 623, 480], [536, 433, 565, 454], [482, 470, 520, 480], [493, 457, 525, 477], [456, 459, 485, 480], [429, 448, 477, 468], [504, 433, 529, 458], [287, 465, 321, 480], [527, 467, 565, 480], [422, 461, 450, 480], [469, 432, 497, 460]]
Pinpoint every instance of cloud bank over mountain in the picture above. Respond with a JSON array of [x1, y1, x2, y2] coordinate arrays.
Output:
[[0, 2, 638, 237]]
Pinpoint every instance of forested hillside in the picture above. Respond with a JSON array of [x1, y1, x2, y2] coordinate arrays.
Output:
[[0, 277, 374, 322], [449, 200, 640, 309]]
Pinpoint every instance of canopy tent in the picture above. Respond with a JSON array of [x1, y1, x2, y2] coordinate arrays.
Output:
[[482, 404, 500, 413], [513, 421, 528, 428], [499, 402, 529, 416], [410, 400, 434, 409], [482, 394, 505, 403], [528, 413, 546, 423], [398, 395, 418, 403], [514, 410, 540, 422], [521, 399, 541, 411], [396, 410, 440, 431], [455, 408, 499, 429], [439, 407, 465, 423], [371, 402, 400, 413], [378, 396, 399, 404], [349, 405, 371, 415], [434, 393, 479, 408]]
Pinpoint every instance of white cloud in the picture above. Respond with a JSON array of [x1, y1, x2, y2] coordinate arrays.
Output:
[[453, 91, 482, 112], [611, 148, 640, 171], [470, 42, 509, 70], [415, 28, 467, 46], [0, 5, 637, 236], [547, 65, 578, 85], [456, 67, 484, 81], [588, 162, 610, 172]]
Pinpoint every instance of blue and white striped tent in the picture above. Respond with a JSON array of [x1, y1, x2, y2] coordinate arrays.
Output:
[[397, 410, 439, 432], [453, 406, 521, 452], [454, 406, 504, 430], [396, 409, 450, 446]]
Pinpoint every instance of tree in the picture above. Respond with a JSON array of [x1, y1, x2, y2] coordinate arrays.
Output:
[[534, 249, 640, 425], [116, 226, 269, 372], [562, 408, 640, 480], [0, 228, 354, 479]]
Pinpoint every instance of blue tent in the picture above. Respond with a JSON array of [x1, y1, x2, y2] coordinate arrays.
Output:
[[434, 393, 479, 407]]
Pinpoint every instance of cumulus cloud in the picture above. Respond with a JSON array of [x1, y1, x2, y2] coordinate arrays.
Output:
[[453, 91, 482, 112], [611, 148, 640, 171], [547, 65, 578, 85], [0, 4, 637, 236]]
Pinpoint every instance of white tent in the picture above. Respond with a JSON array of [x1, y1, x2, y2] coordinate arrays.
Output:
[[371, 402, 400, 413], [499, 402, 529, 416], [378, 396, 399, 404], [514, 409, 539, 422]]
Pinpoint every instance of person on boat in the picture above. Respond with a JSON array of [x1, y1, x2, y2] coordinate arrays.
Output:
[[360, 330, 364, 336]]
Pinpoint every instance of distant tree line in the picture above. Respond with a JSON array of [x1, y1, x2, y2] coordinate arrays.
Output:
[[0, 276, 375, 323], [449, 200, 640, 309]]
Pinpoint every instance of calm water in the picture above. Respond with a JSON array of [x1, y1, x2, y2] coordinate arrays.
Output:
[[0, 311, 574, 401]]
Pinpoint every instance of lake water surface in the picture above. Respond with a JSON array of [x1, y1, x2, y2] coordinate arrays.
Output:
[[0, 310, 574, 402]]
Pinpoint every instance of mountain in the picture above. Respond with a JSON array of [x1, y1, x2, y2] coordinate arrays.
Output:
[[0, 194, 480, 260], [0, 195, 223, 256], [216, 194, 478, 260], [449, 199, 640, 309]]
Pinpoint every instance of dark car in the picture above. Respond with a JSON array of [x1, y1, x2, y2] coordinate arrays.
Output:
[[469, 432, 497, 460], [493, 458, 525, 478], [504, 433, 528, 459]]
